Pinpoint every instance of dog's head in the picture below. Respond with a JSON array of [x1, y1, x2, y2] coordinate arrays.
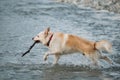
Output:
[[32, 27, 51, 45]]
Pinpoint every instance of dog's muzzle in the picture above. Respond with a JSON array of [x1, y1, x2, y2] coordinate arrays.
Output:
[[35, 40, 40, 43], [32, 37, 40, 43]]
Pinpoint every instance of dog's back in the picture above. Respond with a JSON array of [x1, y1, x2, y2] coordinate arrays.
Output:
[[65, 34, 96, 54], [50, 32, 112, 65], [50, 32, 96, 55]]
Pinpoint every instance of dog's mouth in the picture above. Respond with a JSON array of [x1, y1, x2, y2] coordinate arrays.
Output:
[[32, 38, 41, 43], [35, 40, 40, 43]]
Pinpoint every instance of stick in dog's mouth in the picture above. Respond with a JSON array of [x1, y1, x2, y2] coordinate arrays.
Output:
[[21, 41, 39, 57]]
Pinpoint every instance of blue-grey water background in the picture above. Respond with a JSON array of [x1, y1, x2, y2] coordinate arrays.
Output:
[[0, 0, 120, 80]]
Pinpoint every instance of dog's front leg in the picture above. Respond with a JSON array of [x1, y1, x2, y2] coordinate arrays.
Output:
[[43, 51, 60, 62], [53, 54, 60, 64]]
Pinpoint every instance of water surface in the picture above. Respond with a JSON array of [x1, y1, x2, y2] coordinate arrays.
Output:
[[0, 0, 120, 80]]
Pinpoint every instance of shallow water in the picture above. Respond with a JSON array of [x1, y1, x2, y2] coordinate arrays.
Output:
[[0, 0, 120, 80]]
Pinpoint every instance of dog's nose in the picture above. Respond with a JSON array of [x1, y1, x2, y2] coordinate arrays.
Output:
[[32, 37, 34, 40]]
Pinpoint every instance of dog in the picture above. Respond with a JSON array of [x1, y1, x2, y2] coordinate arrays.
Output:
[[32, 27, 112, 65]]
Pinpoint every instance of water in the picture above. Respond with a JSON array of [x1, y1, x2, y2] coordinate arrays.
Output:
[[0, 0, 120, 80]]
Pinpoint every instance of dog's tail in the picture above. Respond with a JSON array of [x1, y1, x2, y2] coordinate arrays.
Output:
[[94, 40, 112, 53]]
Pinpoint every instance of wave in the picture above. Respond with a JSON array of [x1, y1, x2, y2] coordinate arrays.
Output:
[[55, 0, 120, 14]]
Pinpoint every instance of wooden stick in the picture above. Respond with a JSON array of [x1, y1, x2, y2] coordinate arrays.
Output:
[[22, 42, 37, 57]]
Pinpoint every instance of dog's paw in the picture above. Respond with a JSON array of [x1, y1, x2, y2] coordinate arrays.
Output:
[[43, 56, 47, 61]]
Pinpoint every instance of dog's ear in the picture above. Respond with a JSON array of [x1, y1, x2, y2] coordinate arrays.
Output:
[[44, 27, 50, 37]]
